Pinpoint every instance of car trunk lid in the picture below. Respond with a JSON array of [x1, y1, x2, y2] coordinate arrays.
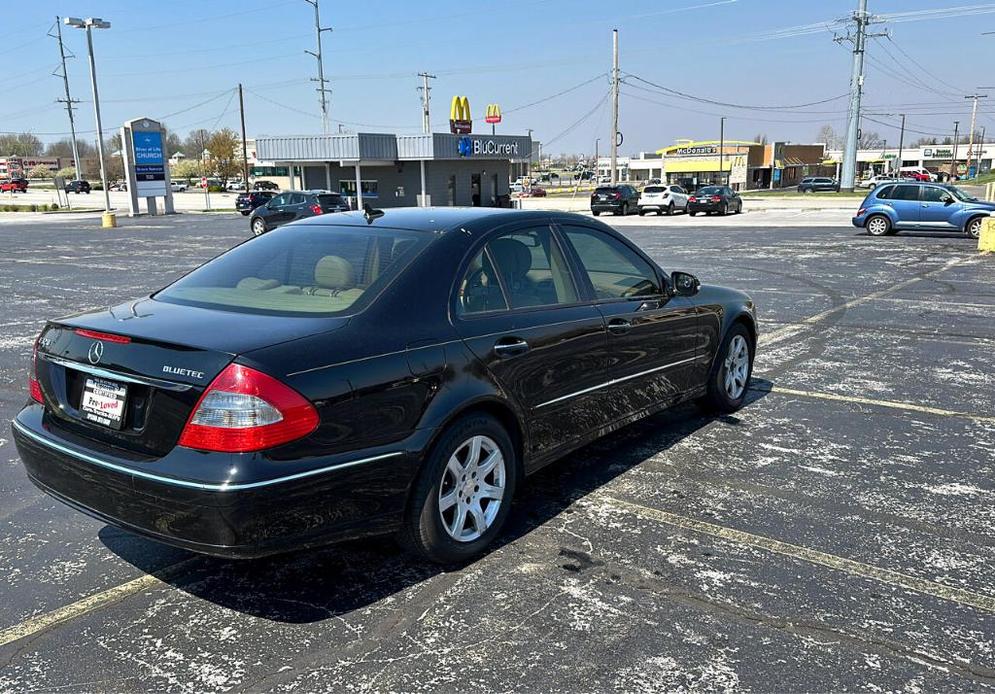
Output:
[[35, 298, 347, 456]]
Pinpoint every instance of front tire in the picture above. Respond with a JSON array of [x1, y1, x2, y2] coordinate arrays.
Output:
[[401, 414, 518, 564], [592, 210, 600, 217], [251, 218, 267, 236], [865, 214, 891, 237], [966, 216, 984, 239], [699, 323, 754, 414]]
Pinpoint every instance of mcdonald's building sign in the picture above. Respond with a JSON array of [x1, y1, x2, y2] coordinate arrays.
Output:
[[485, 103, 501, 124], [450, 96, 472, 135]]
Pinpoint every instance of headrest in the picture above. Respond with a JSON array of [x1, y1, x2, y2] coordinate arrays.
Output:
[[314, 255, 356, 290], [489, 238, 532, 281], [236, 277, 280, 290]]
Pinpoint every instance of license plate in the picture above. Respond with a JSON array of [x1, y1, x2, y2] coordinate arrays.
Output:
[[80, 377, 128, 430]]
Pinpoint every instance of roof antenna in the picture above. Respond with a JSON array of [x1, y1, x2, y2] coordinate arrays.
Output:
[[363, 203, 384, 223]]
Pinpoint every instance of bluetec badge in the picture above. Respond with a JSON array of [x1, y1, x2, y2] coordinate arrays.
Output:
[[458, 136, 473, 157]]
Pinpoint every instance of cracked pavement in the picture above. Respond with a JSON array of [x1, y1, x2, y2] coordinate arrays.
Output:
[[0, 213, 993, 692]]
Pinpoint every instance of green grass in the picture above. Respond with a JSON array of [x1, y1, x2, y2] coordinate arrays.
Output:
[[956, 173, 995, 185]]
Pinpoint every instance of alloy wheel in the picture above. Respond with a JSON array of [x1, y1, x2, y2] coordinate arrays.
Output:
[[723, 334, 750, 400], [438, 435, 506, 542], [968, 218, 983, 239], [866, 216, 889, 236], [252, 219, 266, 236]]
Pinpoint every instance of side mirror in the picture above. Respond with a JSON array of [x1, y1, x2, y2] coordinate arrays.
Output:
[[670, 271, 700, 297]]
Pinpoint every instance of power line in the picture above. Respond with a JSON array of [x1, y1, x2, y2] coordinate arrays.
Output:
[[623, 74, 849, 111], [504, 74, 608, 115], [543, 90, 611, 148]]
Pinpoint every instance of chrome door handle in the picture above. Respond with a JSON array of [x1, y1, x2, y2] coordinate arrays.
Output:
[[493, 338, 529, 358], [607, 318, 632, 334], [637, 300, 660, 311]]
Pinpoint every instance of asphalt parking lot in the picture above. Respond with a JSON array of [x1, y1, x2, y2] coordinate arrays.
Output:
[[0, 212, 993, 692]]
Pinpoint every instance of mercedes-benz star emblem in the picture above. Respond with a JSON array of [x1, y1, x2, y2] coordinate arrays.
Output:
[[87, 341, 104, 365]]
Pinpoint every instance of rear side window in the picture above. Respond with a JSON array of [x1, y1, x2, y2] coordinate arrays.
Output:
[[486, 227, 578, 310], [560, 226, 661, 299], [155, 226, 430, 316], [876, 185, 895, 199], [891, 186, 920, 201], [457, 249, 507, 315]]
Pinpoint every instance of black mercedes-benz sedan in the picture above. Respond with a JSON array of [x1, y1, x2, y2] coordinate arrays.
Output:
[[12, 208, 757, 564]]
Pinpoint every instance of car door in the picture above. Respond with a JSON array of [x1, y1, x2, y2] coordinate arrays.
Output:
[[671, 185, 688, 208], [919, 185, 958, 229], [261, 193, 290, 226], [285, 192, 309, 222], [886, 184, 922, 228], [556, 223, 699, 420], [453, 223, 613, 458]]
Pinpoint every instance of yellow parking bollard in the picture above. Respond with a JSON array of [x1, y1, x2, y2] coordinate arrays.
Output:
[[980, 217, 995, 253], [101, 212, 117, 229]]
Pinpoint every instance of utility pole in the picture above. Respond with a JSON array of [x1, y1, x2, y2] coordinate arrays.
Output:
[[964, 93, 988, 178], [950, 120, 960, 181], [719, 116, 725, 184], [417, 72, 436, 134], [836, 0, 886, 192], [238, 83, 249, 190], [304, 0, 332, 133], [896, 113, 906, 173], [52, 17, 82, 179], [610, 28, 620, 185]]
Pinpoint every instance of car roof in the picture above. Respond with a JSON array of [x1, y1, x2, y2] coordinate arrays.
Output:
[[292, 206, 597, 233]]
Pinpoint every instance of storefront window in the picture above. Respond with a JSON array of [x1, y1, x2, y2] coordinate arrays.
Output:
[[339, 180, 379, 198]]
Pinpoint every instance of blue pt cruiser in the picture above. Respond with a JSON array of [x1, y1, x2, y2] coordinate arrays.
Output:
[[852, 181, 993, 238]]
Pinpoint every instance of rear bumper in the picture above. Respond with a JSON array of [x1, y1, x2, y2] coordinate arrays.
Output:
[[591, 202, 625, 212], [12, 408, 425, 558], [851, 216, 866, 228], [687, 202, 725, 212]]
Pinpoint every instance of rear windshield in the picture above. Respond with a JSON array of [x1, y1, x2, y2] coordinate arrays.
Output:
[[644, 186, 667, 193], [595, 187, 616, 194], [155, 225, 430, 316], [697, 186, 722, 195], [317, 194, 343, 206]]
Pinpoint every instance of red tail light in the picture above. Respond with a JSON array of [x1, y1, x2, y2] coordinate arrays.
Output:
[[613, 192, 621, 200], [689, 196, 697, 202], [75, 328, 131, 344], [29, 337, 42, 404], [310, 204, 323, 215], [857, 208, 867, 216], [178, 364, 318, 452], [711, 195, 722, 202]]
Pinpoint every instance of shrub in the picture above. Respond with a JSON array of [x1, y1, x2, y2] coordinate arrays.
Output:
[[50, 203, 60, 211], [29, 204, 38, 212], [207, 185, 224, 193]]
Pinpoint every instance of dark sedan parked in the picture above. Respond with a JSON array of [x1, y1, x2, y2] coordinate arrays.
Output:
[[12, 208, 757, 564], [64, 179, 92, 194], [590, 184, 640, 216], [235, 190, 277, 215], [797, 177, 839, 193], [687, 186, 743, 216], [248, 190, 350, 235]]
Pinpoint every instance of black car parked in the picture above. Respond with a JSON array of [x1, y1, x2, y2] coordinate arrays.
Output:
[[64, 179, 91, 194], [248, 190, 350, 235], [797, 177, 839, 193], [235, 190, 277, 216], [590, 184, 640, 216], [253, 180, 280, 191], [12, 208, 757, 564], [687, 186, 743, 216]]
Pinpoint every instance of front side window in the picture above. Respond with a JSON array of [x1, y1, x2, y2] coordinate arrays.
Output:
[[155, 226, 430, 316], [921, 186, 949, 203], [479, 227, 578, 310], [560, 225, 661, 299]]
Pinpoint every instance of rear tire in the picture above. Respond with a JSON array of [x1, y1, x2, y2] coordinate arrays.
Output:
[[720, 203, 728, 216], [400, 414, 517, 564], [240, 211, 250, 216], [699, 323, 754, 414], [592, 210, 600, 217], [689, 211, 697, 216], [638, 208, 646, 216], [666, 202, 675, 216], [865, 214, 891, 237]]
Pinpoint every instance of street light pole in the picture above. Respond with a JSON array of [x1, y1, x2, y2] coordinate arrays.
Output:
[[950, 121, 960, 181], [66, 17, 112, 223], [719, 116, 725, 184]]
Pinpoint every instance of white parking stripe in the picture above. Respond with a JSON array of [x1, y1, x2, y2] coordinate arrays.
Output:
[[759, 385, 995, 422]]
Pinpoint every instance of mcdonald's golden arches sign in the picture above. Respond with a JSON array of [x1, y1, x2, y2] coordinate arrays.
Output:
[[449, 96, 472, 134], [485, 104, 502, 124]]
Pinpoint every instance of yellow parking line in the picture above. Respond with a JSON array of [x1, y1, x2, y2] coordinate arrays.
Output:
[[762, 257, 972, 346], [0, 559, 197, 648], [602, 497, 995, 613], [760, 385, 995, 422]]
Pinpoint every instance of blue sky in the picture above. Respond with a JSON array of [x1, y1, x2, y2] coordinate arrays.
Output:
[[3, 0, 995, 155]]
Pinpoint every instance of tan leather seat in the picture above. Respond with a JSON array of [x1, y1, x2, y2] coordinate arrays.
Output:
[[236, 277, 280, 290], [308, 255, 356, 296]]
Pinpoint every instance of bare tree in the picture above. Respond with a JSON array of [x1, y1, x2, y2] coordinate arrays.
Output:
[[858, 130, 882, 149], [753, 133, 769, 145], [816, 124, 839, 149], [0, 132, 43, 157], [183, 129, 212, 159]]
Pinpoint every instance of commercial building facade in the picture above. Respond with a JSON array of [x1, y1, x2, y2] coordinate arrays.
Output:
[[255, 132, 532, 207], [826, 144, 994, 180]]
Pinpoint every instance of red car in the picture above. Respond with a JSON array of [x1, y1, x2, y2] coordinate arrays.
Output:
[[900, 170, 930, 182], [527, 186, 547, 197], [0, 178, 28, 193]]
